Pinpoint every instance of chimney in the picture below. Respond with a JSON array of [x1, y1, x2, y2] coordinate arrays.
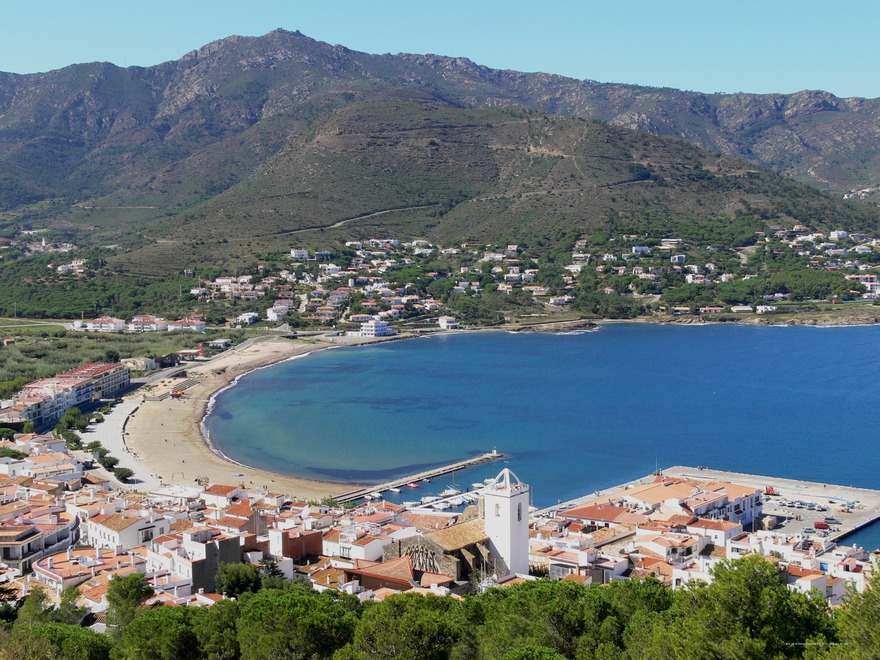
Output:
[[46, 556, 52, 569], [67, 547, 72, 560], [96, 547, 102, 560], [198, 588, 204, 594]]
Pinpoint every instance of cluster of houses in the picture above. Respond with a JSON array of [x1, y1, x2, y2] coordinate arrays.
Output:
[[52, 222, 880, 336], [0, 462, 872, 625], [0, 363, 130, 427], [0, 467, 533, 617], [531, 474, 875, 605], [74, 315, 207, 333]]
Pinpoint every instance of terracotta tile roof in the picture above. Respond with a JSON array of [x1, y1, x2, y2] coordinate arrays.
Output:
[[426, 518, 487, 551], [348, 556, 415, 587], [91, 513, 142, 532], [204, 484, 239, 496], [563, 503, 647, 525], [400, 512, 456, 531], [213, 516, 249, 530], [561, 573, 591, 584], [224, 502, 253, 518], [419, 571, 454, 588]]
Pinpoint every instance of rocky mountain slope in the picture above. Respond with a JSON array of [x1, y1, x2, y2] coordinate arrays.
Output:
[[106, 97, 880, 275], [0, 29, 878, 256]]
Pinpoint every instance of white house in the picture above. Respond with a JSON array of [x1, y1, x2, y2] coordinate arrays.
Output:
[[87, 512, 169, 550], [167, 318, 207, 332], [127, 315, 167, 332], [346, 319, 397, 338], [82, 316, 125, 332]]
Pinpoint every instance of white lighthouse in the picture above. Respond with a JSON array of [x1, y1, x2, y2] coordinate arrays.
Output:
[[482, 467, 530, 576]]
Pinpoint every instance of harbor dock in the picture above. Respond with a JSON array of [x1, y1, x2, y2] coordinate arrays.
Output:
[[334, 450, 505, 504], [537, 465, 880, 548]]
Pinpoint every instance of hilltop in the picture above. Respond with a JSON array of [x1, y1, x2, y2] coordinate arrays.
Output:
[[0, 30, 879, 243]]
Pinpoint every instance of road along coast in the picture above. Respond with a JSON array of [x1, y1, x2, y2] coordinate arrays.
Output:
[[123, 334, 405, 499]]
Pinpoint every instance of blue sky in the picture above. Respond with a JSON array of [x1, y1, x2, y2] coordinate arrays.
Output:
[[3, 1, 877, 98]]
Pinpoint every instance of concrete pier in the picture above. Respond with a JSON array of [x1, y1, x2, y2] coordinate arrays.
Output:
[[334, 451, 504, 504]]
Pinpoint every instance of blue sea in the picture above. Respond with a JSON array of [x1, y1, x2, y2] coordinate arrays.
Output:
[[204, 324, 880, 550]]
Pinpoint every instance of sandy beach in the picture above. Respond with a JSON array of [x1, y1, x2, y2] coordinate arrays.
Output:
[[124, 334, 402, 500]]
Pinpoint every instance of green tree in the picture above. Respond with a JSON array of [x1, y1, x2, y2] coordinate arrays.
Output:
[[26, 623, 112, 660], [113, 467, 134, 483], [55, 585, 87, 625], [641, 555, 834, 658], [258, 558, 286, 590], [15, 585, 52, 627], [237, 587, 360, 660], [834, 571, 880, 659], [501, 646, 567, 660], [338, 593, 464, 660], [113, 606, 199, 660], [190, 599, 241, 660], [97, 455, 119, 471], [106, 573, 154, 638], [215, 562, 262, 599]]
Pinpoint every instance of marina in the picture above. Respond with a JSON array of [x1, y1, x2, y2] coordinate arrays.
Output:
[[334, 450, 504, 504]]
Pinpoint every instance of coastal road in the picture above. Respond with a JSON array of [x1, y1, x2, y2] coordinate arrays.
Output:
[[78, 399, 161, 492]]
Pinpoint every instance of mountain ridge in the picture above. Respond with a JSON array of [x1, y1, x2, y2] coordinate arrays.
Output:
[[1, 28, 879, 263]]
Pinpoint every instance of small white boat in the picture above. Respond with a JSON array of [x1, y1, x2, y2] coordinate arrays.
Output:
[[420, 495, 439, 504], [471, 482, 484, 490], [432, 501, 451, 510], [483, 477, 496, 485], [388, 487, 402, 494], [440, 487, 462, 497], [449, 497, 466, 506], [422, 478, 431, 483], [369, 492, 382, 500], [401, 501, 419, 508]]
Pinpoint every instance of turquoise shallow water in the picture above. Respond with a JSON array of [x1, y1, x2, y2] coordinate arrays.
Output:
[[204, 324, 880, 549]]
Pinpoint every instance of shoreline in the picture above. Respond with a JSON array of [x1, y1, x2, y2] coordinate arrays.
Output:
[[124, 334, 404, 499], [122, 317, 880, 498]]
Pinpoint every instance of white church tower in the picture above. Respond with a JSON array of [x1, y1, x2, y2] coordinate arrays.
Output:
[[482, 467, 530, 576]]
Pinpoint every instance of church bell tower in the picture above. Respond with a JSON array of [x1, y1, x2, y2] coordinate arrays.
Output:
[[482, 467, 530, 576]]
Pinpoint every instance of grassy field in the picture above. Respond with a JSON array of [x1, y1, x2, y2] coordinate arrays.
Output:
[[0, 322, 284, 389]]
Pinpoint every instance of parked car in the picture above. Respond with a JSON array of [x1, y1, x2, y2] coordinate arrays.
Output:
[[814, 521, 830, 530], [824, 517, 842, 524], [802, 527, 817, 534]]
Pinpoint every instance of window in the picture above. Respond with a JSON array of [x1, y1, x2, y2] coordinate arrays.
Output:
[[340, 546, 351, 559], [517, 503, 522, 522], [495, 503, 501, 517]]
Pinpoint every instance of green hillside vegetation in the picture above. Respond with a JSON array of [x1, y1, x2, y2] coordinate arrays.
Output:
[[1, 556, 877, 659], [105, 99, 880, 276]]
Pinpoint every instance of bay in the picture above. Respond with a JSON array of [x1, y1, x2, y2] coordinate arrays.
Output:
[[204, 324, 880, 550]]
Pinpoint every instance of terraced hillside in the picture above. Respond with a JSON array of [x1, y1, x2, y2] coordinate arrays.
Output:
[[109, 98, 880, 275]]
